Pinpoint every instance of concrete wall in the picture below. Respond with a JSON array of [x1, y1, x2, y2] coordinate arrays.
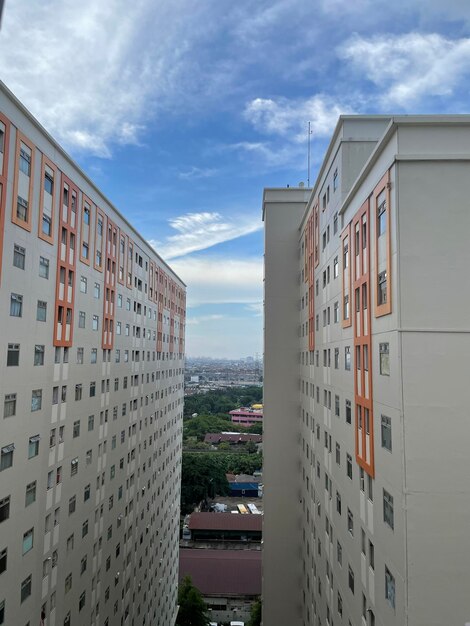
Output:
[[262, 188, 310, 626]]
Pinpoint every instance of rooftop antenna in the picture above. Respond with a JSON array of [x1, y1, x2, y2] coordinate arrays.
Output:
[[307, 121, 313, 187]]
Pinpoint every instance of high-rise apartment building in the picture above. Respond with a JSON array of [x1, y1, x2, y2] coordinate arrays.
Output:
[[262, 115, 470, 626], [0, 82, 186, 626]]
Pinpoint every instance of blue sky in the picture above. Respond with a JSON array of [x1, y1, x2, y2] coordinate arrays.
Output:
[[1, 0, 470, 357]]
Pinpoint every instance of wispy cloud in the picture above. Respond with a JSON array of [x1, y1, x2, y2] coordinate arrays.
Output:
[[245, 302, 263, 316], [0, 0, 200, 156], [169, 255, 263, 306], [178, 167, 218, 181], [339, 33, 470, 107], [149, 211, 262, 260], [244, 94, 352, 142], [186, 314, 225, 325]]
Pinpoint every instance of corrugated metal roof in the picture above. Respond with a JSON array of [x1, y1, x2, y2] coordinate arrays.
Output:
[[179, 549, 261, 596], [204, 433, 262, 444]]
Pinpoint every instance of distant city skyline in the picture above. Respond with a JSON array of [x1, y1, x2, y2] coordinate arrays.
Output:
[[2, 1, 470, 356]]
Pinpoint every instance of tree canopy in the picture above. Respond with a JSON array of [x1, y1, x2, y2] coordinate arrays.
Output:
[[181, 452, 262, 514], [184, 386, 263, 418], [176, 576, 210, 626], [248, 598, 262, 626]]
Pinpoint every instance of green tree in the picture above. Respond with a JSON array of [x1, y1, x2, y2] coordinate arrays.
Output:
[[181, 453, 230, 514], [245, 440, 257, 454], [248, 598, 262, 626], [176, 576, 210, 626]]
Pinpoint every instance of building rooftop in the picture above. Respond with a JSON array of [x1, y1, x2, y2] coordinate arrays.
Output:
[[229, 407, 263, 416], [179, 549, 262, 596], [188, 512, 262, 532]]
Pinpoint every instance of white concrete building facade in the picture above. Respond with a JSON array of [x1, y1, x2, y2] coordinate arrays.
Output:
[[0, 82, 186, 626], [263, 115, 470, 626]]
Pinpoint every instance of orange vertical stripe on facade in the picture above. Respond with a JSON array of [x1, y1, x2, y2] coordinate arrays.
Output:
[[38, 154, 58, 245], [352, 200, 374, 477], [102, 216, 118, 350], [53, 174, 79, 347], [0, 112, 11, 286], [94, 207, 105, 272], [373, 169, 392, 318], [11, 130, 35, 232], [79, 193, 93, 266]]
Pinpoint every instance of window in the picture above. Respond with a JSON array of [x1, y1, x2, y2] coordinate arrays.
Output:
[[92, 315, 99, 331], [73, 420, 80, 438], [84, 484, 90, 501], [346, 453, 352, 479], [10, 293, 22, 317], [383, 489, 394, 529], [78, 311, 86, 329], [378, 270, 387, 305], [347, 508, 354, 535], [89, 382, 95, 397], [381, 415, 392, 451], [0, 547, 6, 575], [13, 244, 25, 269], [117, 294, 122, 307], [345, 346, 351, 371], [380, 343, 390, 376], [71, 458, 79, 476], [126, 298, 131, 311], [377, 194, 387, 236], [21, 574, 32, 602], [343, 294, 349, 320], [88, 415, 94, 431], [369, 540, 375, 570], [23, 528, 34, 554], [19, 146, 31, 175], [336, 490, 342, 515], [348, 566, 354, 594], [25, 482, 36, 506], [34, 345, 45, 366], [333, 168, 338, 191], [94, 283, 100, 298], [75, 384, 82, 401], [80, 276, 87, 293], [39, 256, 49, 278], [385, 566, 395, 609], [79, 591, 86, 611], [36, 300, 47, 321], [69, 496, 76, 515], [116, 321, 121, 335], [333, 255, 338, 278], [28, 435, 40, 458], [7, 344, 19, 367], [0, 496, 10, 523], [43, 170, 54, 195], [334, 347, 339, 369], [31, 390, 42, 412], [16, 196, 28, 222], [91, 348, 97, 364], [65, 573, 72, 594], [3, 393, 16, 418]]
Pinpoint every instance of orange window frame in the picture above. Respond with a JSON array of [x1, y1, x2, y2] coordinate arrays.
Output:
[[11, 131, 35, 232], [373, 169, 392, 317]]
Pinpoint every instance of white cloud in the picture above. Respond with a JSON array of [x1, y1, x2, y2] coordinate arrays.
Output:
[[149, 211, 262, 260], [169, 255, 263, 306], [245, 302, 263, 316], [0, 0, 211, 157], [178, 167, 218, 181], [339, 33, 470, 107], [244, 95, 352, 143], [186, 314, 225, 325]]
